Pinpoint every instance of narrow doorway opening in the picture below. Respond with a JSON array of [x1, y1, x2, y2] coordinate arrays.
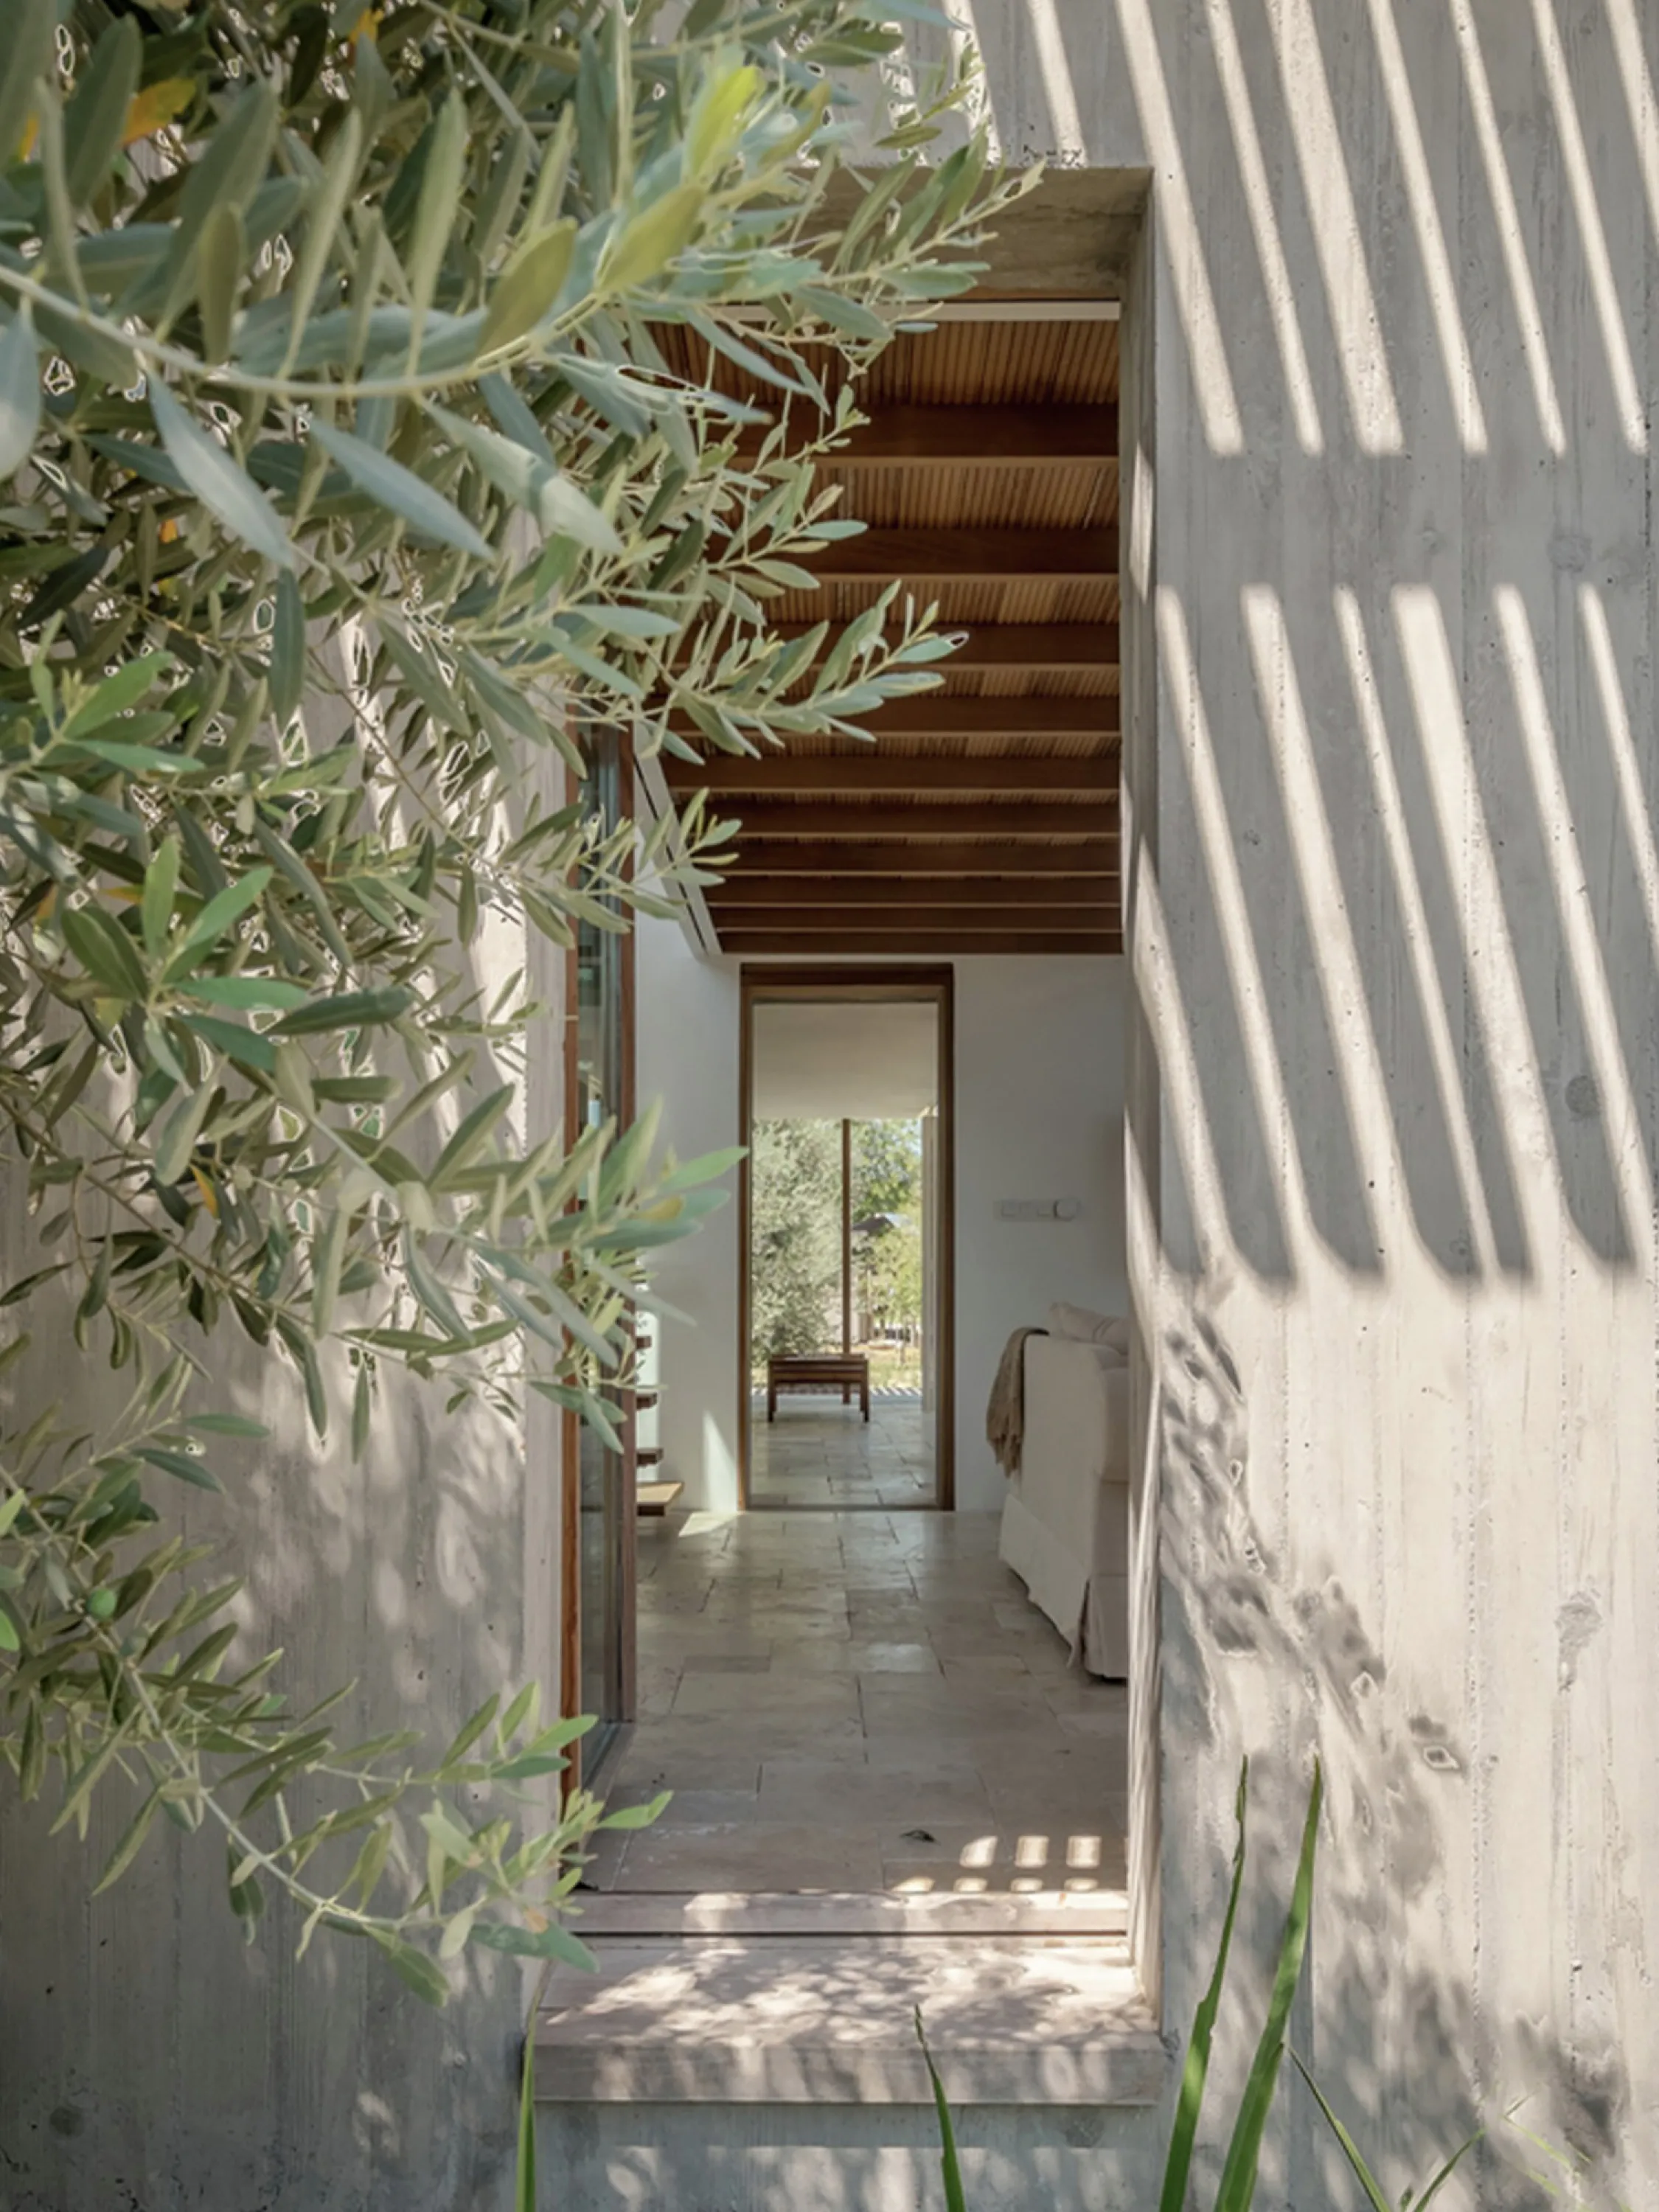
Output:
[[740, 970, 954, 1511]]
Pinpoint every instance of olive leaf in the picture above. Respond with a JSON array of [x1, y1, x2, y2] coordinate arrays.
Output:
[[150, 378, 295, 571]]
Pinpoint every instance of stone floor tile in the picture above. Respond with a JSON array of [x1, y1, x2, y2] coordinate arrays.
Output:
[[613, 1506, 1127, 1900], [769, 1639, 940, 1676], [672, 1672, 861, 1722]]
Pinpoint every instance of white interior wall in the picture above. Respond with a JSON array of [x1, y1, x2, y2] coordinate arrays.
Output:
[[633, 916, 744, 1513], [751, 998, 939, 1120], [632, 924, 1128, 1516], [954, 956, 1127, 1507]]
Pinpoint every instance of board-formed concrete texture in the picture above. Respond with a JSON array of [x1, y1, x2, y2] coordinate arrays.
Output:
[[6, 7, 1659, 2208], [0, 719, 571, 2211], [553, 2, 1659, 2203]]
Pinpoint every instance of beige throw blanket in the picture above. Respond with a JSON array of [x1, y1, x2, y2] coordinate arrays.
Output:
[[987, 1326, 1048, 1477]]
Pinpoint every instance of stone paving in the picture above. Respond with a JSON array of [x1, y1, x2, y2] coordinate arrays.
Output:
[[591, 1508, 1129, 1898], [748, 1389, 934, 1509]]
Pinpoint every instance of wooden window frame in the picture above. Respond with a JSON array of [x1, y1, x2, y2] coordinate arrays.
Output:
[[559, 745, 638, 1787]]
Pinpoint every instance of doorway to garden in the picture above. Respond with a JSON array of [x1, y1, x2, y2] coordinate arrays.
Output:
[[739, 968, 955, 1512]]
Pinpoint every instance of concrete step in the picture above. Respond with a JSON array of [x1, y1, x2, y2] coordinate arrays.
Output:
[[572, 1888, 1129, 1937], [535, 1918, 1164, 2106]]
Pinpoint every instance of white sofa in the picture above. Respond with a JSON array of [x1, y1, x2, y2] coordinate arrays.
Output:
[[998, 1309, 1131, 1677]]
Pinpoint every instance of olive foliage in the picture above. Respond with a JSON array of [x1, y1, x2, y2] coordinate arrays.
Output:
[[0, 0, 1023, 1991]]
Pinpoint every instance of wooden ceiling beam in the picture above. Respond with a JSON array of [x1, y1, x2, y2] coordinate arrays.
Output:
[[806, 403, 1118, 468], [722, 931, 1124, 956], [728, 841, 1116, 877], [668, 756, 1114, 797], [711, 906, 1116, 933], [672, 695, 1119, 744], [686, 623, 1119, 674], [712, 874, 1117, 910], [805, 526, 1118, 583], [936, 623, 1119, 672], [726, 801, 1116, 839]]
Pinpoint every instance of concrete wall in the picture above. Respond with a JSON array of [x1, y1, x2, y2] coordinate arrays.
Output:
[[560, 5, 1659, 2206], [13, 4, 1659, 2200], [0, 790, 567, 2211], [998, 2, 1652, 2205], [631, 925, 1129, 1515]]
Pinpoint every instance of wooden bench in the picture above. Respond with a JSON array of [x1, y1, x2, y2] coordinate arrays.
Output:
[[767, 1353, 871, 1422]]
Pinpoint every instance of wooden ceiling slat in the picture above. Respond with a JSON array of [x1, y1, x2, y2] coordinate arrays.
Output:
[[712, 875, 1117, 910], [725, 931, 1124, 956], [729, 841, 1117, 876], [757, 621, 1119, 673], [805, 526, 1117, 583], [804, 403, 1118, 467], [727, 801, 1116, 839], [669, 757, 1112, 797]]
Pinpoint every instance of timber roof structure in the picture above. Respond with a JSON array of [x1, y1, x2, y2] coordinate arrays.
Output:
[[656, 279, 1122, 958]]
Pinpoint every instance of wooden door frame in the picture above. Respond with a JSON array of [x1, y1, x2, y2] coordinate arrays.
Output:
[[559, 745, 638, 1782], [737, 964, 956, 1512]]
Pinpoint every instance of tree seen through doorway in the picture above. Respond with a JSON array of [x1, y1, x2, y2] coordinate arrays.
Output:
[[751, 1119, 925, 1386]]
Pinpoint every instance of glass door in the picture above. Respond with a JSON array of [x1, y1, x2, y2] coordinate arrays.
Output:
[[569, 734, 635, 1781]]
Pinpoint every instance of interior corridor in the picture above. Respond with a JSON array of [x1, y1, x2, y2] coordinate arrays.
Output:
[[588, 1508, 1128, 1899]]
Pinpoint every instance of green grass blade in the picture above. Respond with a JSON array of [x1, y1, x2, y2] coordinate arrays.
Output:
[[1159, 1759, 1253, 2212], [916, 2007, 968, 2212], [1212, 1760, 1324, 2212], [516, 1968, 553, 2212], [1290, 2050, 1395, 2212], [1411, 2124, 1486, 2208], [1504, 2121, 1624, 2209], [515, 2017, 537, 2212]]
